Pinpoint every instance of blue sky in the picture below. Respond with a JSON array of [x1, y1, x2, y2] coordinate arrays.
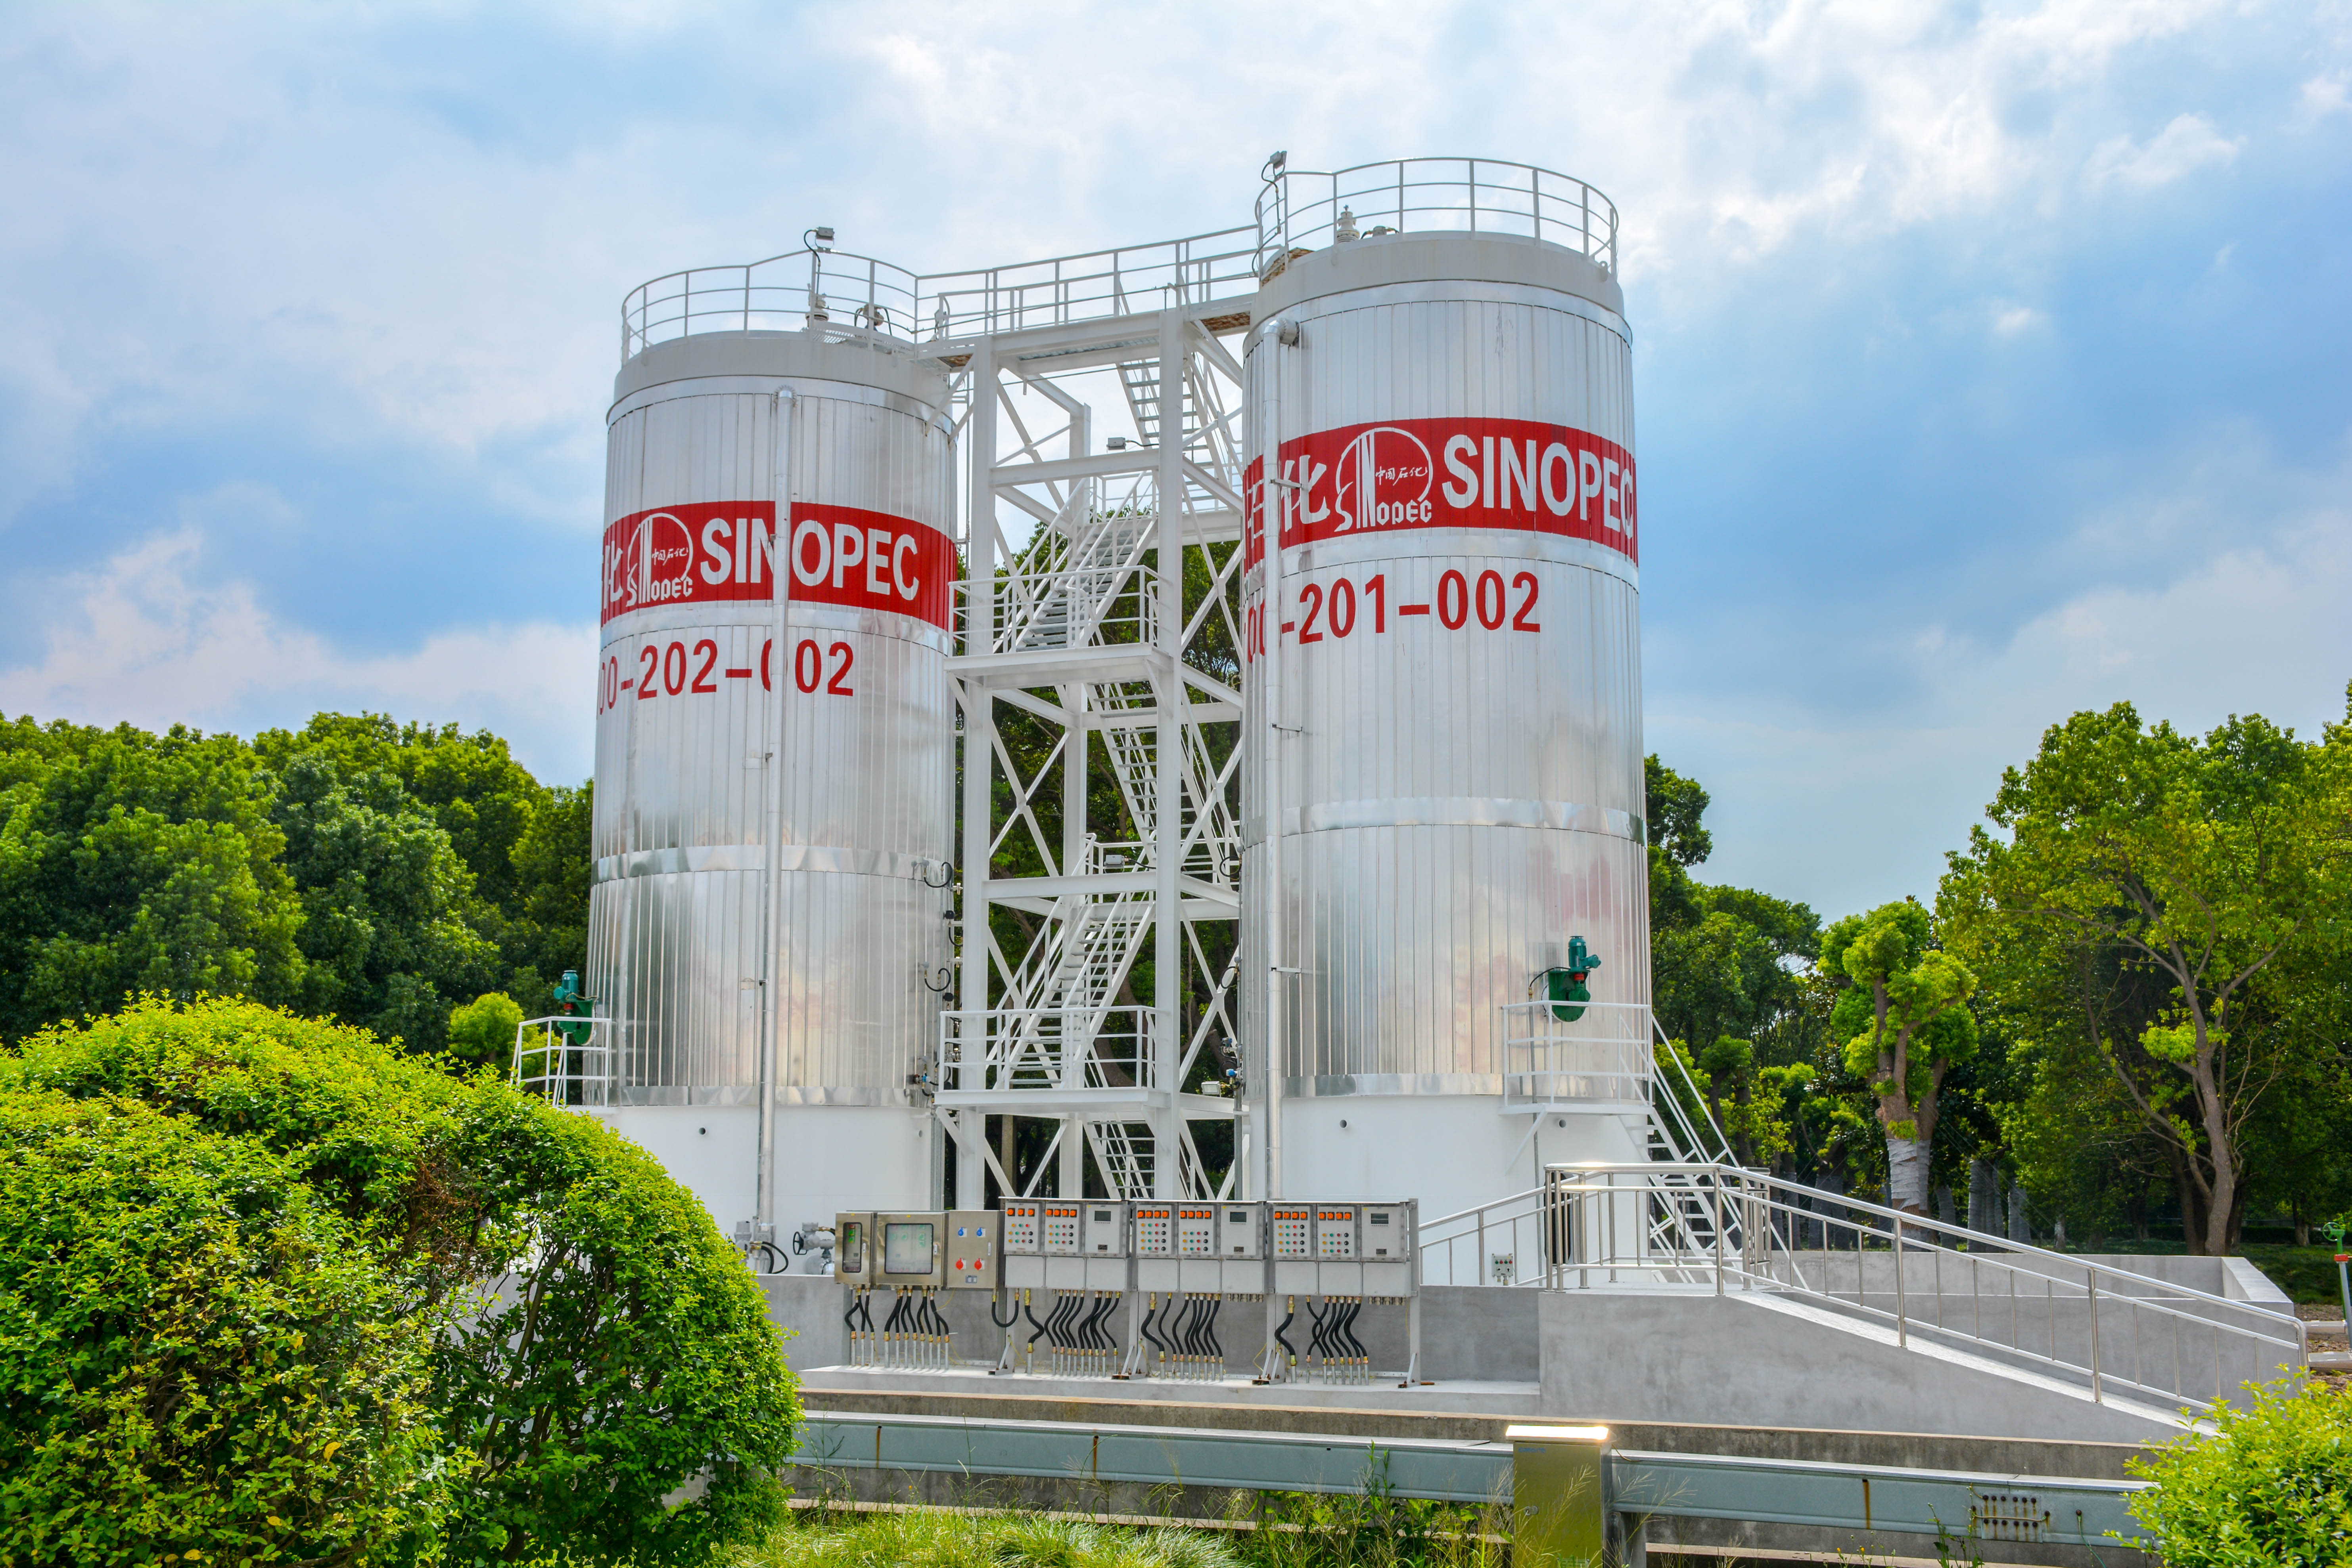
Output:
[[1, 0, 2346, 920]]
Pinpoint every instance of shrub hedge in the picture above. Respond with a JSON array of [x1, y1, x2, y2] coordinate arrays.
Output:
[[2128, 1378, 2352, 1564], [0, 997, 799, 1566]]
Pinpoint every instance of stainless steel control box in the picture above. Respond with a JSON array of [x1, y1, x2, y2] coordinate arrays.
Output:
[[1215, 1202, 1266, 1293], [873, 1211, 946, 1288], [833, 1211, 875, 1287], [1075, 1200, 1130, 1290], [1360, 1201, 1414, 1296], [944, 1209, 997, 1290], [1001, 1199, 1046, 1290], [1133, 1201, 1178, 1292], [1267, 1200, 1417, 1296]]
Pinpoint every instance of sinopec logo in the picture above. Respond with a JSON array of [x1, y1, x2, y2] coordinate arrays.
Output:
[[607, 512, 699, 615], [1263, 415, 1637, 565], [1333, 426, 1434, 532], [599, 500, 954, 629]]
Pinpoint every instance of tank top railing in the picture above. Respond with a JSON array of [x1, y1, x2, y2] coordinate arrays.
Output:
[[1254, 157, 1619, 283], [620, 159, 1622, 366], [917, 226, 1258, 341], [620, 230, 1259, 364], [621, 248, 923, 360]]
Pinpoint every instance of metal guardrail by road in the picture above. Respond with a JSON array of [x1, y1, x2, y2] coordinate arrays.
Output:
[[787, 1411, 2153, 1548], [794, 1410, 1505, 1503]]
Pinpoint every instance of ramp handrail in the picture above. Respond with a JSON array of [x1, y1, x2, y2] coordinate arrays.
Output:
[[1544, 1163, 2306, 1415]]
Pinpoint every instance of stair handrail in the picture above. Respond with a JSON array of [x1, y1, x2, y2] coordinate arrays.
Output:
[[1545, 1161, 2306, 1415], [1649, 1016, 1733, 1164]]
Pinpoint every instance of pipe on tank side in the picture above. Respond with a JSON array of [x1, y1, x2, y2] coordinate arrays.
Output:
[[1261, 317, 1291, 1202], [756, 388, 797, 1236]]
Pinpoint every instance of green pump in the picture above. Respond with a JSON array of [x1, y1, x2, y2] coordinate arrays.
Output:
[[1539, 937, 1603, 1022], [551, 969, 598, 1047]]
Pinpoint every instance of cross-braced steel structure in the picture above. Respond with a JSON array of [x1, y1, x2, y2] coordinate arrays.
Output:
[[923, 233, 1263, 1202]]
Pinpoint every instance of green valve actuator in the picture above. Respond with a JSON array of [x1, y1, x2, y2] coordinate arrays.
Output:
[[1539, 937, 1602, 1022], [551, 969, 598, 1046]]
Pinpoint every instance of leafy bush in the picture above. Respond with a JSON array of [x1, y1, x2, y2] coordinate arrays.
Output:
[[441, 1087, 797, 1562], [0, 997, 798, 1566], [0, 1090, 450, 1564], [2126, 1378, 2352, 1564]]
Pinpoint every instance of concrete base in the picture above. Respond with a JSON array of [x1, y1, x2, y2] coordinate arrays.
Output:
[[597, 1103, 932, 1241], [1272, 1096, 1647, 1222]]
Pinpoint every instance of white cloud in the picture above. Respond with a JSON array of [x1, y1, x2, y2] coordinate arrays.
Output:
[[2085, 112, 2245, 188], [1660, 463, 2352, 916], [1991, 302, 2045, 335], [2299, 75, 2350, 122], [0, 530, 596, 782]]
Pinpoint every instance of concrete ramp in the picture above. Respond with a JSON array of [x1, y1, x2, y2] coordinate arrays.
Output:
[[1537, 1288, 2189, 1442]]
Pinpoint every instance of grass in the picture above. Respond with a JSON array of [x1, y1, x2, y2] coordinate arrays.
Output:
[[738, 1507, 1244, 1567], [741, 1477, 1512, 1568]]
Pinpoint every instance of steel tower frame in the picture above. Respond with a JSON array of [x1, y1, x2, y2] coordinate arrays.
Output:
[[921, 233, 1261, 1202]]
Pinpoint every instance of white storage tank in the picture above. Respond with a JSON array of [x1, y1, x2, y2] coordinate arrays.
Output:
[[588, 254, 955, 1238], [1240, 162, 1650, 1222]]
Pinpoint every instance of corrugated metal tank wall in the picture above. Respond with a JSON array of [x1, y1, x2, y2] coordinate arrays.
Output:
[[588, 331, 954, 1230], [1238, 232, 1650, 1212]]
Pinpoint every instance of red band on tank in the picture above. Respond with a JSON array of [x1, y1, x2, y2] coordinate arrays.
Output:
[[601, 502, 955, 628], [1244, 417, 1636, 569]]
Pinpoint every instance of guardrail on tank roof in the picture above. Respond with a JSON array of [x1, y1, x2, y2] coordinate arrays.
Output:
[[1254, 156, 1620, 282], [620, 226, 1261, 364], [619, 157, 1621, 364], [621, 248, 924, 361]]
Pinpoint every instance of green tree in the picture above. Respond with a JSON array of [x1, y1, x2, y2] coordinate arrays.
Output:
[[0, 720, 307, 1034], [272, 749, 501, 1051], [0, 711, 596, 1052], [1820, 900, 1978, 1215], [1642, 757, 1829, 1172], [258, 714, 595, 1018], [1689, 1035, 1813, 1167], [1942, 700, 2352, 1255], [449, 991, 527, 1072]]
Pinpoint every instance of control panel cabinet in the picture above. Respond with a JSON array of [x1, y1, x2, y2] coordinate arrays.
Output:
[[1216, 1202, 1265, 1294], [1270, 1200, 1416, 1297], [1133, 1202, 1178, 1293], [1360, 1201, 1414, 1296], [833, 1211, 875, 1287], [874, 1211, 947, 1288], [1001, 1199, 1047, 1290], [945, 1209, 997, 1289], [1078, 1200, 1129, 1290]]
